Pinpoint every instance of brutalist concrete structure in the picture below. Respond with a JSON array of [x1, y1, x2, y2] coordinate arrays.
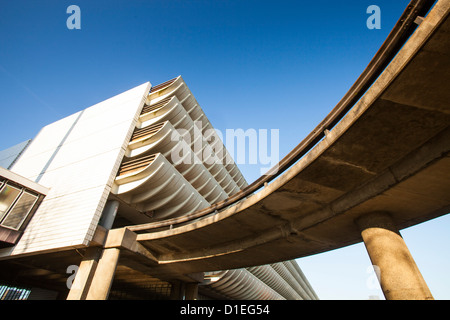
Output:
[[0, 76, 317, 300]]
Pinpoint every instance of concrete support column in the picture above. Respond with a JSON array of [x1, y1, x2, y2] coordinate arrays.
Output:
[[169, 281, 199, 300], [185, 283, 199, 300], [99, 200, 119, 230], [169, 281, 185, 300], [85, 248, 121, 300], [67, 247, 102, 300], [356, 212, 433, 300]]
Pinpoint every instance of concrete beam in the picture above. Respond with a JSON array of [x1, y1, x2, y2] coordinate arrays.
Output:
[[105, 228, 159, 264], [67, 227, 160, 300]]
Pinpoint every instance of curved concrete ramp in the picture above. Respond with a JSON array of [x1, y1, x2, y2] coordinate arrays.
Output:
[[117, 0, 450, 278]]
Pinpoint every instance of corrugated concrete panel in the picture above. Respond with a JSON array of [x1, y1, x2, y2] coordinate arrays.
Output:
[[145, 81, 244, 196], [0, 82, 151, 257], [206, 268, 286, 300], [113, 153, 210, 220], [148, 76, 248, 190], [126, 121, 228, 204]]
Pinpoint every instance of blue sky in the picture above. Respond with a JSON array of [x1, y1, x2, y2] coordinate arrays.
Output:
[[1, 0, 448, 299]]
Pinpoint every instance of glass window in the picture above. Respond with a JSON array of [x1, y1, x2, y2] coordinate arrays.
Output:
[[2, 191, 38, 230], [0, 184, 21, 222]]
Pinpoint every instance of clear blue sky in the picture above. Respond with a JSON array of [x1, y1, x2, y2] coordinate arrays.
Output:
[[1, 0, 448, 299]]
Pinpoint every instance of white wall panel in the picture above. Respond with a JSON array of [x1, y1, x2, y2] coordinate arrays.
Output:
[[0, 82, 150, 258]]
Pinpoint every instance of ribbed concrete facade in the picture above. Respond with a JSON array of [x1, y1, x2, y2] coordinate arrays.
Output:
[[202, 261, 318, 300], [112, 76, 246, 222], [0, 77, 317, 300], [111, 76, 317, 299]]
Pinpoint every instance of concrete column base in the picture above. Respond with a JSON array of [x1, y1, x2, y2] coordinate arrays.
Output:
[[67, 247, 102, 300], [185, 282, 199, 300], [169, 280, 185, 300], [85, 248, 121, 300], [169, 281, 199, 300], [356, 212, 433, 300]]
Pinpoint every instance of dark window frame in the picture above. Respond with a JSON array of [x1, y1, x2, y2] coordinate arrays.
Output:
[[0, 177, 45, 247]]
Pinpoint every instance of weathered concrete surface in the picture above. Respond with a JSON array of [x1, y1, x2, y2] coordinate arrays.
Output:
[[2, 1, 447, 300], [125, 1, 450, 278], [85, 248, 121, 300], [356, 212, 434, 300]]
